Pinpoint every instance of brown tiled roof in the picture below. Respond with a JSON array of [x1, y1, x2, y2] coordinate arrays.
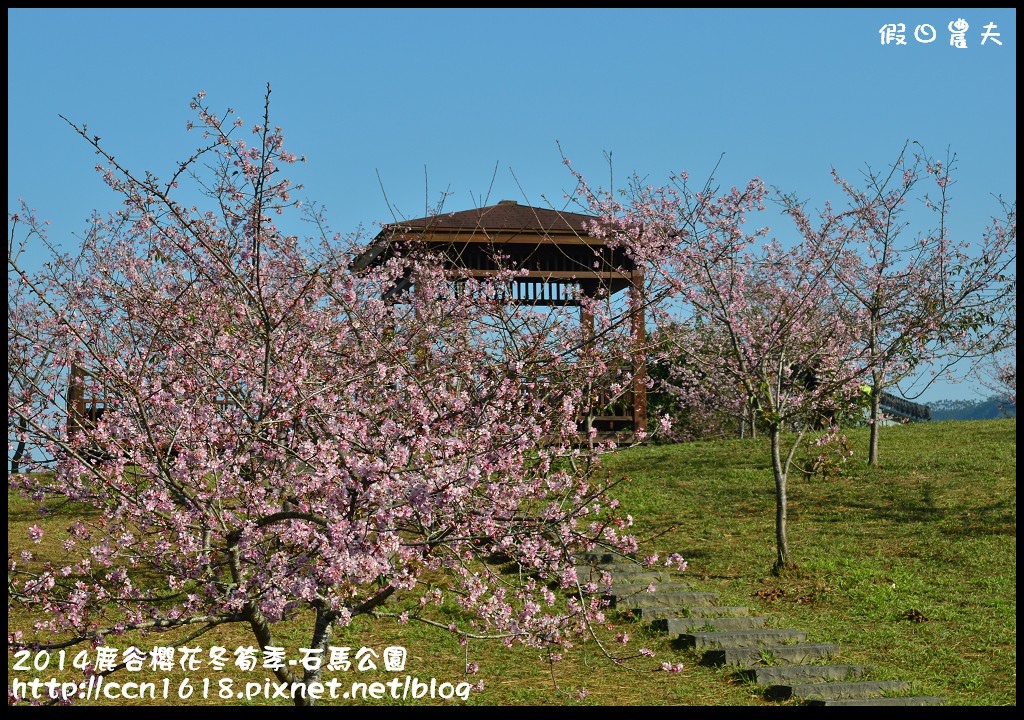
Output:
[[380, 200, 597, 235]]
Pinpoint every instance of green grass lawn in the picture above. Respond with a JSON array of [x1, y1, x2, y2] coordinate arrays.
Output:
[[8, 418, 1016, 706]]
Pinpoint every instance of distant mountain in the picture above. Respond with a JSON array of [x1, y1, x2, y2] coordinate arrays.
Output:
[[926, 395, 1016, 421]]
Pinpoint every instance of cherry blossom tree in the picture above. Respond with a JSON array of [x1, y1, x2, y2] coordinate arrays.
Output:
[[7, 87, 659, 706], [993, 361, 1016, 410], [973, 349, 1016, 413], [564, 163, 868, 573], [782, 142, 1016, 465], [971, 283, 1016, 412]]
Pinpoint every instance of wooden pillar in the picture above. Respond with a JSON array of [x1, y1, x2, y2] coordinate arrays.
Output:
[[67, 364, 86, 434], [579, 285, 595, 342], [577, 279, 598, 437], [413, 274, 429, 372], [630, 269, 648, 434]]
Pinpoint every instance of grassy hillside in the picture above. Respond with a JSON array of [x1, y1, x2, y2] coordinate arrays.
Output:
[[8, 419, 1016, 706]]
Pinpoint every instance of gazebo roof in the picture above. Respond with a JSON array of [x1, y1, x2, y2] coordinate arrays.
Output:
[[378, 200, 598, 235], [353, 200, 605, 272], [351, 199, 639, 303]]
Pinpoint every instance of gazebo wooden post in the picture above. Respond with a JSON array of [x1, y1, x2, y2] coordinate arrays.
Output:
[[413, 275, 429, 372], [579, 282, 595, 343], [579, 279, 596, 437], [67, 364, 86, 434], [630, 269, 648, 434]]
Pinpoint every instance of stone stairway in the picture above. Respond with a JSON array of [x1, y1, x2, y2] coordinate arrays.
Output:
[[576, 552, 946, 706]]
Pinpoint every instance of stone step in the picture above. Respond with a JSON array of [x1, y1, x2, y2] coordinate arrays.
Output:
[[611, 591, 720, 609], [574, 551, 632, 565], [609, 581, 694, 596], [803, 696, 946, 706], [573, 572, 679, 589], [642, 605, 750, 621], [678, 629, 807, 650], [657, 616, 768, 633], [767, 680, 910, 701], [575, 562, 671, 578], [579, 570, 678, 586], [738, 665, 872, 686], [701, 643, 840, 669]]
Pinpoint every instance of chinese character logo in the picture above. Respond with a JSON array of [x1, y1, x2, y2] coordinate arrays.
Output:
[[948, 18, 969, 48], [914, 24, 937, 44], [879, 23, 907, 45], [981, 22, 1002, 46]]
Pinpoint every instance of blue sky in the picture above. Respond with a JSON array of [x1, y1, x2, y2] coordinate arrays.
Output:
[[7, 8, 1017, 402]]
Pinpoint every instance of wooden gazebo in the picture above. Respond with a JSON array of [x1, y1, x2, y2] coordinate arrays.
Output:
[[353, 200, 647, 434]]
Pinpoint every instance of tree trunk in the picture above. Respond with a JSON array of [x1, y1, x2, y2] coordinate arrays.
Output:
[[11, 416, 28, 474], [867, 320, 882, 467], [293, 605, 335, 707], [244, 603, 305, 704], [868, 375, 882, 467], [769, 426, 791, 574]]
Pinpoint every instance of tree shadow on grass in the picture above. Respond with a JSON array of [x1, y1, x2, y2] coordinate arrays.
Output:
[[821, 491, 1015, 538]]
